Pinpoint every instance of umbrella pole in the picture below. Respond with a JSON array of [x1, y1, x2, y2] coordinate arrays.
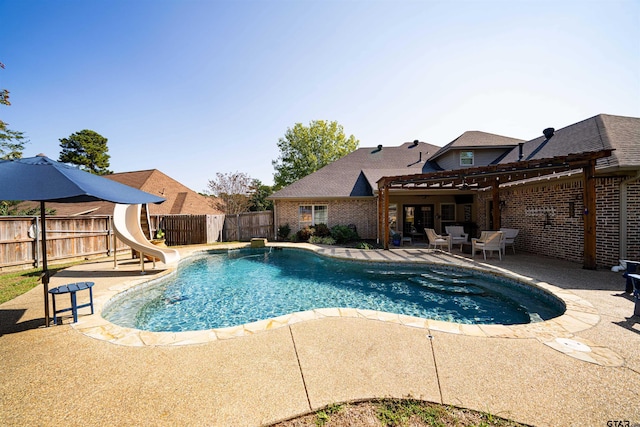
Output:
[[40, 202, 50, 327]]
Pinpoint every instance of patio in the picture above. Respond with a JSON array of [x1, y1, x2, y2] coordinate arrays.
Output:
[[1, 244, 638, 426]]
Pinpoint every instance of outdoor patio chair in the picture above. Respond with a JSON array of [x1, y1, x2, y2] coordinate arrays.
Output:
[[389, 229, 411, 246], [499, 228, 519, 255], [472, 231, 504, 260], [622, 260, 640, 293], [445, 226, 469, 251], [425, 228, 451, 251]]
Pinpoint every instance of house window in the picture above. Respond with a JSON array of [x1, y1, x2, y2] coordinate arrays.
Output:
[[299, 205, 328, 228], [440, 203, 456, 222], [460, 151, 474, 166]]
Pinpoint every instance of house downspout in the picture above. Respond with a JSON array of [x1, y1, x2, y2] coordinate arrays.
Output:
[[620, 171, 640, 260]]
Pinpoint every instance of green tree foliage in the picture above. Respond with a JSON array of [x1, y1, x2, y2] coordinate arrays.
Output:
[[0, 202, 55, 216], [0, 61, 29, 215], [0, 62, 28, 160], [248, 179, 273, 211], [206, 171, 253, 214], [272, 120, 359, 189], [59, 129, 112, 175]]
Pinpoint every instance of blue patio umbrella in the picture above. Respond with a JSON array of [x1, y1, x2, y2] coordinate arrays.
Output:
[[0, 154, 165, 326]]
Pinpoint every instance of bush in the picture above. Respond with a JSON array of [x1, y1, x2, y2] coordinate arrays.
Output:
[[277, 224, 291, 241], [330, 224, 359, 244], [314, 223, 331, 238], [356, 241, 375, 250], [309, 235, 336, 245], [295, 226, 315, 242]]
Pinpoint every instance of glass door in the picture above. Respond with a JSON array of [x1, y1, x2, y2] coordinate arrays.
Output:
[[403, 204, 434, 236]]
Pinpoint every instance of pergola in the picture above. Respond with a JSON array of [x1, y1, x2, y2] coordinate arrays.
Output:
[[377, 149, 613, 269]]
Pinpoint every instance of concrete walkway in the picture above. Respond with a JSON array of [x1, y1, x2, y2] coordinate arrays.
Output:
[[1, 244, 638, 426]]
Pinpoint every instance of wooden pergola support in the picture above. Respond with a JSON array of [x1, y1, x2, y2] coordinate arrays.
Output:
[[583, 159, 597, 270], [492, 180, 501, 230], [378, 184, 390, 249], [376, 150, 612, 266]]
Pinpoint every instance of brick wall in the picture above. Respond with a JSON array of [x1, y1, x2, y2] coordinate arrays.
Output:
[[274, 198, 378, 239], [273, 175, 639, 266], [477, 175, 639, 268], [627, 180, 640, 261]]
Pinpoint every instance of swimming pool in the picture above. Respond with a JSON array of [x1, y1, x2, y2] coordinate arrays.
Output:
[[102, 248, 565, 332]]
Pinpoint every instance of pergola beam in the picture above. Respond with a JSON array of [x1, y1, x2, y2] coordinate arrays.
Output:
[[583, 159, 597, 269], [376, 150, 612, 269]]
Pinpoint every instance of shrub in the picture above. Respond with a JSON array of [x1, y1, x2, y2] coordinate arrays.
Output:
[[296, 226, 315, 242], [322, 236, 336, 245], [309, 236, 336, 245], [330, 224, 359, 244], [308, 235, 322, 244], [356, 241, 374, 250], [314, 223, 331, 237], [277, 224, 291, 241]]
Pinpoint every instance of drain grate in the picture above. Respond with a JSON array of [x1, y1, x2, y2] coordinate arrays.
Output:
[[555, 337, 592, 352]]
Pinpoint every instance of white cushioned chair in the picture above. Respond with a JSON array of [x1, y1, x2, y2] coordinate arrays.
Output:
[[425, 228, 451, 251], [445, 226, 469, 251], [499, 228, 519, 255], [472, 231, 504, 260]]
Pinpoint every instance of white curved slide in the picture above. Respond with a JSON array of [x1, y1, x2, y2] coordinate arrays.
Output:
[[113, 203, 180, 265]]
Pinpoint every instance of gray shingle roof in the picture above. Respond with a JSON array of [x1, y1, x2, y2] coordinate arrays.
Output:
[[498, 114, 640, 170], [270, 142, 441, 199], [428, 131, 524, 161]]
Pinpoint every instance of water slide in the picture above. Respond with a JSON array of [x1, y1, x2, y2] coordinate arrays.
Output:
[[113, 203, 180, 265]]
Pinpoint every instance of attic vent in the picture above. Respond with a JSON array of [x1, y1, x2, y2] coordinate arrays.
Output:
[[377, 144, 383, 150], [543, 128, 555, 139], [413, 140, 419, 146]]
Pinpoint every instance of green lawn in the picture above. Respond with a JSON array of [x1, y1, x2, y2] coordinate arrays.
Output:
[[0, 262, 83, 305]]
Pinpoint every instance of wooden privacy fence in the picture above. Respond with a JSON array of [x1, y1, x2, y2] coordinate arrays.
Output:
[[223, 211, 274, 241], [0, 211, 271, 270], [0, 216, 124, 270], [151, 214, 225, 246]]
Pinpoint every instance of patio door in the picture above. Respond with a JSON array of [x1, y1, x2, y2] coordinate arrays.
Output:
[[403, 204, 434, 235]]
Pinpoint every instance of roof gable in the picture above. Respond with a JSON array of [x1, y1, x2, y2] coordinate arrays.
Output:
[[498, 114, 640, 170], [270, 141, 441, 199], [428, 131, 524, 162]]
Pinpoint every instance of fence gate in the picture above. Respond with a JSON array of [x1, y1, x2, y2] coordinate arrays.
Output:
[[223, 211, 273, 242]]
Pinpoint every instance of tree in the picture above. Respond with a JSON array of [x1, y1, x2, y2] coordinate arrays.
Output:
[[206, 172, 253, 214], [59, 129, 112, 175], [248, 179, 273, 211], [0, 61, 29, 216], [0, 62, 28, 160], [0, 201, 55, 216], [272, 120, 359, 189]]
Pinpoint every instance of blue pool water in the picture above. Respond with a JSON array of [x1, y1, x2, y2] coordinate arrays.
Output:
[[103, 248, 565, 332]]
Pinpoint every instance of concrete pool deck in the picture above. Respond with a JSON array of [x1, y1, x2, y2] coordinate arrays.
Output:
[[1, 243, 639, 425]]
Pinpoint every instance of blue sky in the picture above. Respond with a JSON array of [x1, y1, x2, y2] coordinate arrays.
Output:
[[1, 0, 639, 192]]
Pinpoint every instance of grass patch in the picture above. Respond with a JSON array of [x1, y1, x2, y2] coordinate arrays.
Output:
[[315, 404, 344, 426], [0, 262, 84, 304], [376, 399, 448, 426], [268, 398, 529, 427]]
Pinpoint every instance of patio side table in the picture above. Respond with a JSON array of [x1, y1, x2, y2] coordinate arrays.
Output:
[[48, 282, 95, 325]]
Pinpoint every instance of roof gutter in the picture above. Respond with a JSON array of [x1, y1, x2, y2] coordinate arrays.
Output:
[[620, 170, 640, 260]]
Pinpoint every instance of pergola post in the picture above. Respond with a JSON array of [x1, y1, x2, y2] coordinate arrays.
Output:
[[583, 159, 597, 269], [492, 180, 501, 230], [378, 182, 390, 249]]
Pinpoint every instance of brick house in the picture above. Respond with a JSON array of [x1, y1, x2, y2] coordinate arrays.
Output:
[[270, 113, 639, 268]]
